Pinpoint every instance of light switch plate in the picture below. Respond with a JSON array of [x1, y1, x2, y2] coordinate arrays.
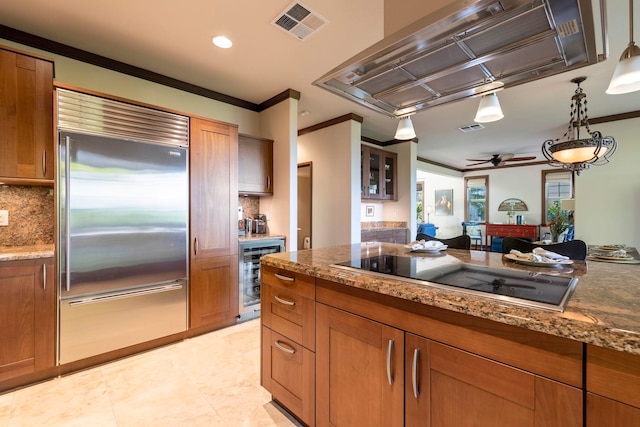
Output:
[[0, 210, 8, 226]]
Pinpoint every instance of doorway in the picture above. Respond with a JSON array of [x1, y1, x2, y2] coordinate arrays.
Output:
[[297, 162, 312, 250]]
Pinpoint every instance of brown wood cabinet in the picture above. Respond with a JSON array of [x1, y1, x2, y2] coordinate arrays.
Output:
[[314, 278, 583, 427], [0, 257, 55, 383], [189, 118, 239, 331], [361, 145, 397, 201], [316, 303, 404, 427], [405, 333, 581, 427], [0, 46, 54, 184], [238, 134, 273, 195], [261, 265, 316, 426], [361, 228, 408, 244], [586, 344, 640, 426]]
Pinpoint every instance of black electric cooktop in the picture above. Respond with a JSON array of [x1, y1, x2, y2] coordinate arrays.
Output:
[[332, 255, 579, 312]]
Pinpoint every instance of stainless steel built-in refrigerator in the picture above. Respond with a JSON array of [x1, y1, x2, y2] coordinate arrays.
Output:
[[57, 89, 189, 364]]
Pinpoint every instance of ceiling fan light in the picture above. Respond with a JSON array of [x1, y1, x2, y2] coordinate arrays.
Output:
[[606, 44, 640, 94], [395, 116, 416, 140], [474, 93, 504, 123]]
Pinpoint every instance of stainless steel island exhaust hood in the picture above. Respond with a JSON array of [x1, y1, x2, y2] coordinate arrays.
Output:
[[314, 0, 601, 118]]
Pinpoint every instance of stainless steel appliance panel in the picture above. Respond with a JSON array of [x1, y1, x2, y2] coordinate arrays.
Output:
[[59, 281, 187, 364], [238, 239, 285, 322], [59, 131, 188, 298]]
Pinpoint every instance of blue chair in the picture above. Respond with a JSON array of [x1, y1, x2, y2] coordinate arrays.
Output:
[[491, 236, 504, 253], [563, 225, 575, 242], [461, 222, 482, 250], [417, 223, 437, 237]]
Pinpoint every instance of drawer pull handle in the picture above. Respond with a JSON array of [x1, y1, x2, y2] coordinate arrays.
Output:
[[387, 339, 394, 386], [412, 348, 420, 398], [274, 340, 296, 354], [274, 295, 295, 306], [274, 273, 295, 282]]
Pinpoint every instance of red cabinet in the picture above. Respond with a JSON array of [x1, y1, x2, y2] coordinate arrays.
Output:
[[485, 224, 538, 248]]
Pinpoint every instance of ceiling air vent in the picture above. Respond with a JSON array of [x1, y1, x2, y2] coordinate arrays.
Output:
[[272, 1, 329, 41], [458, 123, 485, 133]]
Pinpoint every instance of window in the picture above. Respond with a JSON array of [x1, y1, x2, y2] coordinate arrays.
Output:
[[541, 170, 573, 223], [465, 176, 488, 222]]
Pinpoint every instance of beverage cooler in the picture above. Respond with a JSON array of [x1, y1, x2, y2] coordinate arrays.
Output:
[[238, 238, 285, 322]]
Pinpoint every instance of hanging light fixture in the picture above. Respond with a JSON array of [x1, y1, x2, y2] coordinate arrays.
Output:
[[606, 0, 640, 94], [474, 92, 504, 123], [542, 77, 617, 175], [394, 115, 416, 140]]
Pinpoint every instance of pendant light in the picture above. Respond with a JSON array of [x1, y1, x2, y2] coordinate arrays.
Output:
[[606, 0, 640, 94], [474, 92, 504, 123], [394, 115, 416, 140], [542, 77, 617, 175]]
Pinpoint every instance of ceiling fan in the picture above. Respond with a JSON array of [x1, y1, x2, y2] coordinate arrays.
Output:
[[466, 154, 536, 167]]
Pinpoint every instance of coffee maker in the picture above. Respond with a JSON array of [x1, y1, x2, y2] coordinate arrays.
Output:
[[252, 214, 267, 234]]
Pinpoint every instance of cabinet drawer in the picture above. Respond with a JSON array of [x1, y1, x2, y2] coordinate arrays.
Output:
[[262, 283, 315, 351], [261, 325, 315, 426], [262, 265, 314, 299]]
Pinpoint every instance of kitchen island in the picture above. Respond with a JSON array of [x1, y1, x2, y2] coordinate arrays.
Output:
[[260, 243, 640, 427]]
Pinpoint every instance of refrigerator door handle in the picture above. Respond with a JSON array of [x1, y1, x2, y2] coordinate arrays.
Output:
[[64, 136, 71, 293], [68, 282, 185, 306]]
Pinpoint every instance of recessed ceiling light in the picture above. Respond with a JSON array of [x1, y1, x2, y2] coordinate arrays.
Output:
[[212, 36, 233, 49]]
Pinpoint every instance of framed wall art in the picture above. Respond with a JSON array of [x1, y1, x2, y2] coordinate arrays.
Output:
[[435, 189, 453, 216]]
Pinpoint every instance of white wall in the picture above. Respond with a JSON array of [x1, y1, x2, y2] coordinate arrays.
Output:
[[298, 119, 361, 248], [574, 117, 640, 248], [258, 98, 299, 250], [416, 169, 465, 238]]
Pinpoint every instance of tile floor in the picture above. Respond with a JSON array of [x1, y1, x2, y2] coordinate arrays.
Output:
[[0, 319, 302, 427]]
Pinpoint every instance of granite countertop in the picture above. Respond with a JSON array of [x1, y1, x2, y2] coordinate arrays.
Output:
[[238, 234, 286, 242], [361, 221, 407, 231], [261, 243, 640, 355], [0, 244, 55, 261]]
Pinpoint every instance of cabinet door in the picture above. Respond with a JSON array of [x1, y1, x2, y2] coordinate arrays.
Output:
[[238, 135, 273, 195], [190, 255, 239, 329], [406, 336, 582, 427], [381, 151, 397, 201], [316, 303, 404, 427], [190, 118, 238, 259], [0, 48, 54, 181], [0, 258, 55, 381]]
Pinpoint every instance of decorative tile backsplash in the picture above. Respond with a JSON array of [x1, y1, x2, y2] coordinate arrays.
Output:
[[0, 186, 54, 246]]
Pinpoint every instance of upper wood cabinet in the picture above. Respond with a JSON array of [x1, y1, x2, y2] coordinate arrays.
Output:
[[361, 145, 397, 201], [189, 118, 238, 259], [0, 46, 54, 184], [0, 257, 55, 387], [238, 134, 273, 195]]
